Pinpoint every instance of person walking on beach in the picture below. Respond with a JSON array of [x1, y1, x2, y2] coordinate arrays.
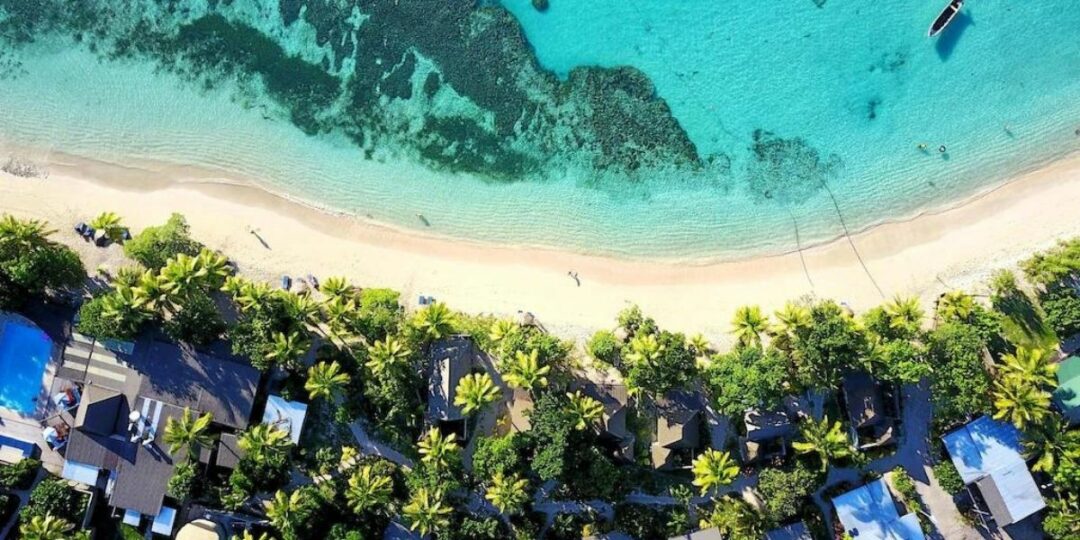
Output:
[[568, 270, 581, 287]]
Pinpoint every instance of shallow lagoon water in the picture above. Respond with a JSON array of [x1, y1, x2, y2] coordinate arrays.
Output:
[[0, 0, 1077, 260]]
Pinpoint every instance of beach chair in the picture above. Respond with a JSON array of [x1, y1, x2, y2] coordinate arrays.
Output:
[[307, 274, 320, 290], [281, 276, 293, 290]]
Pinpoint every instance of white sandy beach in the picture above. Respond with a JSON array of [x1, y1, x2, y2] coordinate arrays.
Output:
[[2, 149, 1079, 344]]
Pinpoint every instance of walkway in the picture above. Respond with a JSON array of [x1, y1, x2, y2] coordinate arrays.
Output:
[[347, 419, 415, 469]]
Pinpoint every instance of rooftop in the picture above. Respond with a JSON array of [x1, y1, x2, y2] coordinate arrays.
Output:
[[842, 372, 885, 428], [427, 336, 476, 422], [942, 416, 1046, 525], [1054, 355, 1080, 424], [832, 479, 925, 540]]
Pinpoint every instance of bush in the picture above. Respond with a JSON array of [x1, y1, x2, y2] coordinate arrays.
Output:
[[586, 330, 620, 365], [1039, 284, 1080, 338], [471, 434, 525, 481], [167, 462, 198, 500], [124, 213, 201, 270], [77, 293, 146, 340], [20, 477, 85, 523], [757, 462, 821, 525], [163, 290, 226, 346], [927, 323, 992, 426], [613, 503, 671, 540], [890, 467, 918, 501], [118, 524, 143, 540], [0, 458, 39, 490], [932, 460, 965, 495]]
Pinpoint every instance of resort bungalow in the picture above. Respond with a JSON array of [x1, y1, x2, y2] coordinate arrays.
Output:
[[57, 339, 260, 534], [942, 416, 1047, 527], [841, 372, 898, 450], [832, 479, 925, 540], [427, 336, 478, 439], [572, 378, 635, 460], [739, 408, 796, 464], [504, 387, 534, 433], [764, 522, 813, 540], [651, 389, 706, 470], [1054, 355, 1080, 425]]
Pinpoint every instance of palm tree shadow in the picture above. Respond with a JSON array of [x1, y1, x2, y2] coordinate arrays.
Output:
[[935, 11, 973, 61]]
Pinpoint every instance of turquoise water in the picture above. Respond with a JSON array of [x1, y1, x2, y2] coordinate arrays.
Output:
[[0, 1, 1077, 260], [0, 322, 52, 414]]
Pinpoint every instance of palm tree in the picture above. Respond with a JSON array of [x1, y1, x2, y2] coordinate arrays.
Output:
[[280, 291, 322, 334], [1024, 415, 1080, 473], [195, 248, 232, 289], [773, 302, 812, 335], [503, 349, 550, 392], [454, 372, 500, 415], [163, 407, 214, 456], [239, 423, 292, 466], [19, 514, 77, 540], [319, 276, 353, 302], [937, 291, 975, 322], [792, 417, 852, 472], [101, 285, 150, 336], [691, 448, 740, 496], [132, 270, 172, 313], [485, 472, 529, 515], [488, 319, 520, 344], [701, 496, 764, 540], [225, 277, 274, 314], [566, 391, 605, 431], [417, 428, 459, 470], [731, 305, 768, 347], [89, 211, 125, 242], [992, 375, 1052, 431], [305, 361, 351, 401], [403, 488, 452, 537], [624, 333, 662, 366], [265, 331, 309, 371], [0, 214, 54, 251], [159, 253, 206, 300], [998, 346, 1057, 388], [345, 465, 393, 515], [884, 295, 924, 336], [265, 489, 309, 540], [366, 337, 411, 376], [413, 302, 457, 342], [687, 333, 712, 357], [322, 296, 358, 337]]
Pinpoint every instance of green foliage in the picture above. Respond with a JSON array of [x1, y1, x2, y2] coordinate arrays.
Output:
[[522, 392, 579, 482], [1043, 495, 1080, 540], [1039, 284, 1080, 338], [613, 503, 674, 540], [0, 458, 39, 490], [586, 329, 620, 365], [932, 460, 965, 495], [124, 213, 201, 270], [448, 516, 510, 540], [471, 434, 526, 480], [705, 345, 788, 416], [0, 215, 85, 309], [20, 477, 86, 523], [162, 290, 225, 346], [167, 462, 198, 500], [77, 290, 147, 340], [790, 301, 868, 389], [356, 288, 403, 341], [890, 467, 918, 502], [990, 269, 1058, 349], [617, 304, 657, 336], [622, 330, 696, 397], [926, 323, 993, 426], [756, 462, 821, 525], [699, 496, 765, 540], [1021, 237, 1080, 286]]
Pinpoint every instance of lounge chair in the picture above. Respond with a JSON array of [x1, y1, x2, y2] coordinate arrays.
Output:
[[81, 226, 95, 240], [281, 276, 292, 290], [307, 275, 319, 290], [74, 222, 87, 236], [418, 295, 428, 306]]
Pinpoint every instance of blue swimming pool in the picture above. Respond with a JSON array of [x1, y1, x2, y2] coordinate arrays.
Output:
[[0, 322, 53, 414]]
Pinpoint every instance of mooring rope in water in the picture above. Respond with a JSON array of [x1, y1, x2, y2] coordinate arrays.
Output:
[[820, 179, 886, 299]]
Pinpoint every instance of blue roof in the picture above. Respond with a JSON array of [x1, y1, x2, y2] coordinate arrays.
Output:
[[833, 479, 926, 540], [942, 416, 1046, 524], [262, 395, 308, 444]]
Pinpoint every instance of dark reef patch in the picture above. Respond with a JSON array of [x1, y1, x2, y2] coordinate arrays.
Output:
[[745, 130, 841, 204], [0, 0, 711, 186]]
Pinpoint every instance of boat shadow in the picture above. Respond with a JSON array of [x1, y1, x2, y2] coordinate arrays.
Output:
[[935, 11, 973, 61]]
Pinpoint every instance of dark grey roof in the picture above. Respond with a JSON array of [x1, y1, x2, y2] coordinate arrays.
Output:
[[74, 385, 123, 436], [573, 380, 631, 440], [427, 337, 475, 421], [215, 433, 244, 470], [744, 408, 795, 441], [669, 526, 723, 540], [975, 475, 1014, 526], [131, 341, 260, 429], [108, 404, 184, 516], [65, 429, 135, 469], [766, 522, 813, 540], [842, 372, 884, 428], [657, 389, 705, 425]]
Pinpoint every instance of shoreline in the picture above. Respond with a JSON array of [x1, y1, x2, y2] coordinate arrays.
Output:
[[2, 148, 1080, 342]]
